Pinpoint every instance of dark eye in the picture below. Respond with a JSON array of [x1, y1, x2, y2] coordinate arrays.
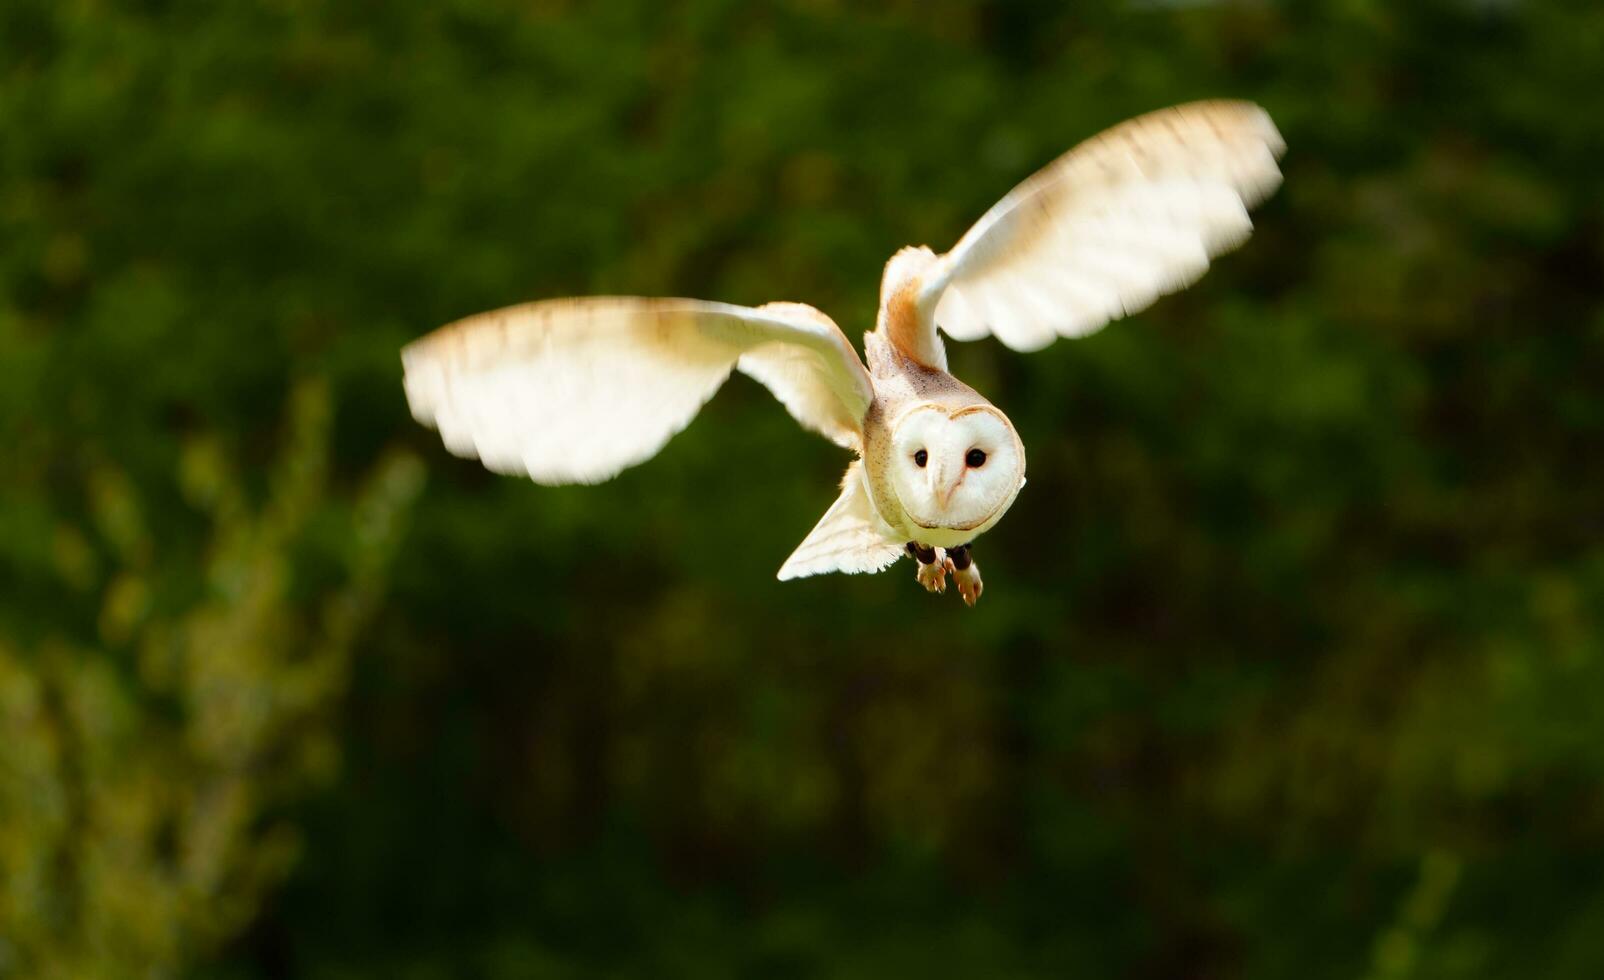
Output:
[[965, 448, 987, 468], [913, 449, 928, 468]]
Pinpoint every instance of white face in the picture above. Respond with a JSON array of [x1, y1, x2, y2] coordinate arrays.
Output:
[[888, 404, 1025, 534]]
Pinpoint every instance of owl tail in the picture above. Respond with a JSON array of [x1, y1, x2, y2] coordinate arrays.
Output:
[[776, 462, 906, 581]]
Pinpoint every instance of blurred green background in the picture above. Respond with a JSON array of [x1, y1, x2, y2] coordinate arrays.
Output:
[[3, 1, 1603, 977]]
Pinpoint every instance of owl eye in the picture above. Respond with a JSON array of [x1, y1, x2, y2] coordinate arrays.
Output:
[[965, 448, 987, 468], [913, 449, 928, 468]]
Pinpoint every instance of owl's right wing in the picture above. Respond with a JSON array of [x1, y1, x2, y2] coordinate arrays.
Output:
[[402, 297, 873, 485]]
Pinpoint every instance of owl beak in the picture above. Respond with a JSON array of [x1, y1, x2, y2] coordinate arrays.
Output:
[[930, 460, 963, 509]]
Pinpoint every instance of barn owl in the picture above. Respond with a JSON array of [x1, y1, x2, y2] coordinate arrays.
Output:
[[403, 101, 1285, 606]]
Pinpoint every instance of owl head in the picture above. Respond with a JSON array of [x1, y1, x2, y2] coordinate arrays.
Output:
[[888, 403, 1025, 536]]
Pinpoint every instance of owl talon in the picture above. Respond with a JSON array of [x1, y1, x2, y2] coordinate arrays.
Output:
[[952, 561, 982, 607], [946, 544, 982, 607]]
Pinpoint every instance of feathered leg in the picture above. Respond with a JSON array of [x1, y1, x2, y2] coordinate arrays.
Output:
[[906, 542, 948, 594]]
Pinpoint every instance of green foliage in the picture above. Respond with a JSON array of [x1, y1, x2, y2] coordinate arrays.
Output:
[[0, 379, 421, 977], [2, 1, 1603, 978]]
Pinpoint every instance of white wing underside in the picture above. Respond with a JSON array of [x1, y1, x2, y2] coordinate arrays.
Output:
[[402, 297, 873, 485], [918, 101, 1286, 353], [777, 462, 905, 581]]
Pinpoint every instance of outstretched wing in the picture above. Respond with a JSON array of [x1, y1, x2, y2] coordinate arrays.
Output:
[[776, 462, 905, 581], [402, 297, 872, 485], [915, 101, 1285, 353]]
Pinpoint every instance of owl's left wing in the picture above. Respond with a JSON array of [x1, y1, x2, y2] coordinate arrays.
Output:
[[403, 297, 872, 485], [914, 101, 1285, 354]]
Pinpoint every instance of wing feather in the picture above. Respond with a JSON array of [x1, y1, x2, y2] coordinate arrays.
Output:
[[403, 297, 872, 485], [776, 462, 905, 581], [734, 302, 869, 451], [916, 101, 1284, 353]]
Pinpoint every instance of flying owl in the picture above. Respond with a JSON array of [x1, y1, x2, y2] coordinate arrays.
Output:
[[402, 101, 1285, 606]]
